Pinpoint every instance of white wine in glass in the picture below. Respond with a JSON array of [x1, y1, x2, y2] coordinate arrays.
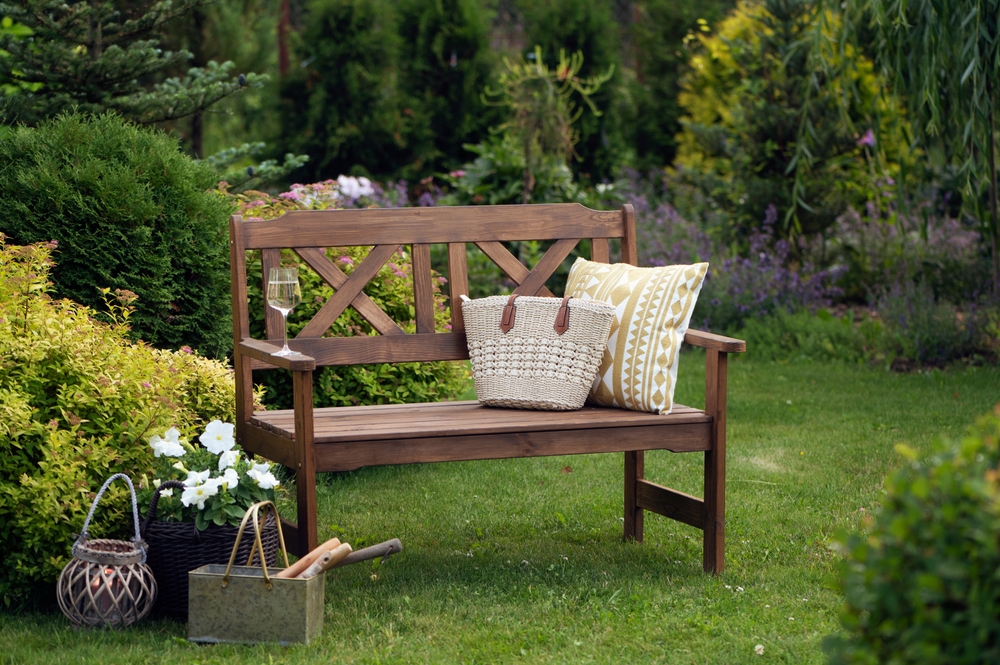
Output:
[[267, 267, 302, 356]]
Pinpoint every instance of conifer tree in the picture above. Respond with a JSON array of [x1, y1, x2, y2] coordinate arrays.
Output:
[[0, 0, 262, 125]]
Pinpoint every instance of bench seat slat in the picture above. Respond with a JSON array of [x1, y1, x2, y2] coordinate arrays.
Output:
[[310, 424, 712, 471], [248, 401, 711, 443]]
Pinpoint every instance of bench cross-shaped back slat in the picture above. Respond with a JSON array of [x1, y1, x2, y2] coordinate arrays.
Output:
[[234, 203, 634, 372]]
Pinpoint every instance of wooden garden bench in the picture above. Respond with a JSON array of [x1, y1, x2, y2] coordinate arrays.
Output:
[[228, 203, 746, 572]]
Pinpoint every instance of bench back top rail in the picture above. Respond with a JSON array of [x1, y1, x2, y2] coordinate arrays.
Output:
[[230, 203, 637, 368]]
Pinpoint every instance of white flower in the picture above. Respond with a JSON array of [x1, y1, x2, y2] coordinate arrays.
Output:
[[251, 461, 271, 475], [200, 420, 235, 454], [219, 467, 240, 491], [247, 468, 280, 490], [149, 427, 185, 457], [184, 469, 211, 487], [755, 644, 764, 656], [218, 449, 241, 470], [152, 479, 174, 497], [181, 480, 220, 509], [172, 461, 188, 473], [336, 175, 373, 199]]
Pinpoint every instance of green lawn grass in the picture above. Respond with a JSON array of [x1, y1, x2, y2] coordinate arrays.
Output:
[[3, 354, 998, 664]]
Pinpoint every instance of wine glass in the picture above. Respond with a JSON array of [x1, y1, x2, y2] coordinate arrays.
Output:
[[266, 267, 302, 356]]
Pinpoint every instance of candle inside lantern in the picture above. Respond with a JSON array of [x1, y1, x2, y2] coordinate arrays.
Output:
[[88, 567, 122, 622]]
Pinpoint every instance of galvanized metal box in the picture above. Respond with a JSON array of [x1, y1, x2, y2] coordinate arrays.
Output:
[[186, 501, 324, 646], [187, 564, 325, 645]]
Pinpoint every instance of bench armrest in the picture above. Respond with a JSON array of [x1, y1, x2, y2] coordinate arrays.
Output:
[[684, 329, 746, 353], [239, 338, 317, 371]]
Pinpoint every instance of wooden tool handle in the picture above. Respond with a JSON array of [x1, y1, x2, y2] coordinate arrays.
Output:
[[331, 538, 402, 568], [318, 543, 353, 573], [299, 549, 335, 580], [275, 537, 341, 578]]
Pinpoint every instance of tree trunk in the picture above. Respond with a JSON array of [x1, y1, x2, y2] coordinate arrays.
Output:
[[189, 8, 206, 158], [522, 137, 534, 204], [989, 89, 999, 296], [278, 0, 291, 76], [88, 0, 102, 60]]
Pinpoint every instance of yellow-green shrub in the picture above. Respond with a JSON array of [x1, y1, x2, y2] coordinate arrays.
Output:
[[0, 237, 237, 606]]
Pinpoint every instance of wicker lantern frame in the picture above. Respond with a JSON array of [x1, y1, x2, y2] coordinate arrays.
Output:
[[57, 474, 157, 628]]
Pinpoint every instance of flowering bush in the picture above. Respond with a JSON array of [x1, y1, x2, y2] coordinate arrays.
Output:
[[140, 421, 280, 530], [0, 237, 241, 606], [628, 175, 845, 331], [834, 201, 987, 304]]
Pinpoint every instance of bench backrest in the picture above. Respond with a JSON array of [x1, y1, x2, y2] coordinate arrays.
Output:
[[229, 203, 636, 371]]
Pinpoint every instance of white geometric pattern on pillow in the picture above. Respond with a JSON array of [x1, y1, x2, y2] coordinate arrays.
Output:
[[565, 257, 709, 415]]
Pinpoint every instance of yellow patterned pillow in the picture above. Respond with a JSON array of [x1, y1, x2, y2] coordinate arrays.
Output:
[[565, 257, 708, 415]]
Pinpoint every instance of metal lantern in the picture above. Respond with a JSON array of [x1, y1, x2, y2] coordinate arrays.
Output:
[[57, 474, 157, 628]]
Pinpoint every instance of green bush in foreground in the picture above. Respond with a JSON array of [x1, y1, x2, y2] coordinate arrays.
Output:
[[0, 113, 234, 357], [826, 406, 1000, 664], [0, 238, 237, 607]]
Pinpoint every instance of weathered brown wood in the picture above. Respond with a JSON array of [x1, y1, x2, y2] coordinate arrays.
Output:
[[242, 423, 297, 468], [279, 518, 305, 558], [448, 243, 469, 332], [229, 216, 254, 442], [242, 204, 624, 248], [297, 244, 401, 339], [636, 480, 706, 530], [620, 204, 638, 265], [412, 243, 435, 333], [293, 370, 318, 556], [251, 401, 711, 443], [295, 247, 404, 336], [239, 338, 317, 371], [261, 248, 285, 341], [512, 238, 578, 296], [591, 237, 610, 263], [703, 349, 727, 574], [311, 423, 713, 471], [474, 241, 556, 298], [685, 329, 747, 353], [228, 203, 738, 575], [247, 333, 469, 368], [624, 451, 644, 542]]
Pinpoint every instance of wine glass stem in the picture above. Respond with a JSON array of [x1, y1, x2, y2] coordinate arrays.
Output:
[[281, 311, 291, 354]]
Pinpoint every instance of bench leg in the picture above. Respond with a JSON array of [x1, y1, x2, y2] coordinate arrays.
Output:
[[624, 451, 644, 542], [293, 370, 318, 557], [703, 349, 727, 574]]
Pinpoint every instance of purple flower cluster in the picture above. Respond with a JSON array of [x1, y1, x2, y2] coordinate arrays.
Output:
[[631, 180, 844, 331]]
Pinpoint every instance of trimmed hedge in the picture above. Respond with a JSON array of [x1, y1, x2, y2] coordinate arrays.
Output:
[[0, 112, 234, 357]]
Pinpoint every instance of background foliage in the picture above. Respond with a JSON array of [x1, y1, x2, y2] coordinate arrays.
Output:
[[0, 0, 260, 127], [673, 0, 904, 238]]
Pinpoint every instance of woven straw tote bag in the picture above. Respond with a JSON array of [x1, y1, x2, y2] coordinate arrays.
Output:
[[461, 294, 615, 410]]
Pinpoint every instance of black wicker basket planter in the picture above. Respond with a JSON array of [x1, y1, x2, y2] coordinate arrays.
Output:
[[140, 481, 280, 619]]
